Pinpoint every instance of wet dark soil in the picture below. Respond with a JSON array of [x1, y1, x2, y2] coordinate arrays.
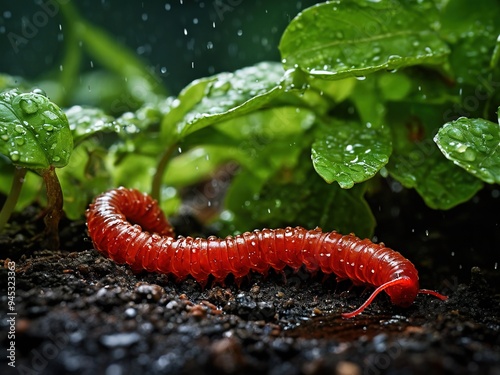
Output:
[[1, 186, 499, 375]]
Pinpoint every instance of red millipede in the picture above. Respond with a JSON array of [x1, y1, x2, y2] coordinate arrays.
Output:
[[85, 187, 448, 318]]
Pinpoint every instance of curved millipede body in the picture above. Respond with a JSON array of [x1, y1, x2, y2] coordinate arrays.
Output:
[[85, 187, 448, 318]]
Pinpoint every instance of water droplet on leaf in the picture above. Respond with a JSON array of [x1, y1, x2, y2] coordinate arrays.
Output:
[[10, 151, 20, 162], [14, 124, 25, 134], [32, 88, 47, 97], [461, 148, 476, 162], [43, 110, 59, 121], [20, 99, 38, 114]]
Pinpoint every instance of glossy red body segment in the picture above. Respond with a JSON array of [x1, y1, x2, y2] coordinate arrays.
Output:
[[86, 187, 448, 318]]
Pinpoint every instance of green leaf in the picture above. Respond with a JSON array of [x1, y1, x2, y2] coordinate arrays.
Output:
[[160, 77, 215, 142], [171, 62, 286, 138], [279, 0, 449, 80], [0, 90, 72, 169], [65, 106, 117, 146], [434, 117, 500, 184], [312, 121, 392, 188]]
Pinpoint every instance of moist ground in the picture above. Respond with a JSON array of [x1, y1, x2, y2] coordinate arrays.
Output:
[[1, 187, 499, 375]]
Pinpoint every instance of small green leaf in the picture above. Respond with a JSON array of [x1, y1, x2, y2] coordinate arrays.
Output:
[[434, 117, 500, 184], [65, 106, 117, 146], [172, 62, 286, 138], [279, 1, 449, 80], [0, 89, 72, 169], [160, 77, 215, 142], [312, 121, 392, 188]]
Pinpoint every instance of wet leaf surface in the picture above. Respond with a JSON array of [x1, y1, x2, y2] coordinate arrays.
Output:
[[434, 117, 500, 184], [0, 90, 72, 169], [279, 0, 449, 80]]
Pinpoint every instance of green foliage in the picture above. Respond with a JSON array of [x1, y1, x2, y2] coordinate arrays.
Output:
[[279, 0, 449, 80], [435, 116, 500, 184], [2, 0, 500, 241], [0, 89, 72, 245], [0, 90, 72, 169], [311, 121, 392, 188]]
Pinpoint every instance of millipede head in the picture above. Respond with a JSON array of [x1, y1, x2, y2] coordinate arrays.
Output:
[[385, 277, 419, 308]]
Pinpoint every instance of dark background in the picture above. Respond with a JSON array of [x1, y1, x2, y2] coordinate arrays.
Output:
[[0, 0, 319, 94]]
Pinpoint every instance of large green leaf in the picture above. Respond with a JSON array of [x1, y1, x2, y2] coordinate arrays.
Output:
[[434, 117, 500, 184], [0, 90, 72, 169], [312, 120, 392, 189], [279, 0, 450, 80]]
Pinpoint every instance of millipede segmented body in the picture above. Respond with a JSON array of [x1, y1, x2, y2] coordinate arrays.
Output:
[[85, 187, 447, 318]]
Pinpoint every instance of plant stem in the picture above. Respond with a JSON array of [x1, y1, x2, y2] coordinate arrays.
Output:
[[0, 167, 27, 233], [41, 166, 63, 250], [151, 143, 177, 201]]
